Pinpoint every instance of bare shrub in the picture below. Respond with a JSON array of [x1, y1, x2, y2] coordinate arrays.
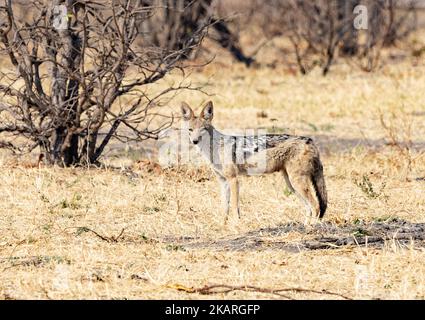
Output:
[[251, 0, 419, 74], [139, 0, 254, 66], [353, 0, 418, 72], [252, 0, 360, 75], [378, 109, 422, 181], [0, 0, 209, 166]]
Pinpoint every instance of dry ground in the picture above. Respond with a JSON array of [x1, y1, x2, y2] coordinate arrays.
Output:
[[1, 55, 425, 299]]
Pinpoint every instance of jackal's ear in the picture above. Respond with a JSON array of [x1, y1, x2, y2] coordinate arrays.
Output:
[[181, 102, 194, 121], [200, 101, 214, 121]]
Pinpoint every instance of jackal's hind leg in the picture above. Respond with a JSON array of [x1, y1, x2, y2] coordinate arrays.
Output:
[[288, 174, 320, 224], [282, 169, 311, 221]]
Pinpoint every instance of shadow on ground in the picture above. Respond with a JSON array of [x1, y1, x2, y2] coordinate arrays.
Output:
[[163, 219, 425, 253], [312, 134, 425, 153]]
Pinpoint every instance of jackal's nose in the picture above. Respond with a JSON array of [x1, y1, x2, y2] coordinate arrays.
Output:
[[192, 140, 199, 145]]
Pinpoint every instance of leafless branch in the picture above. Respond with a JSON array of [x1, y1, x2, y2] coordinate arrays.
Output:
[[0, 0, 211, 165]]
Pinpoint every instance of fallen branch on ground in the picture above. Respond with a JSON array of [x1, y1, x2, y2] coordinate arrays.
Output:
[[166, 283, 351, 300], [72, 227, 126, 243]]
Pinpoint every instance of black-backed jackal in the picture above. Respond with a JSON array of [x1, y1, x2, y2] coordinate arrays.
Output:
[[180, 101, 327, 224]]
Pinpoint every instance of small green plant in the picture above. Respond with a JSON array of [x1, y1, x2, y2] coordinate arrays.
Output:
[[165, 244, 185, 252], [25, 237, 37, 244], [155, 194, 167, 203], [60, 194, 83, 210], [352, 227, 371, 237], [6, 255, 70, 266], [353, 218, 363, 225], [354, 175, 386, 199], [42, 224, 53, 234], [143, 206, 160, 214]]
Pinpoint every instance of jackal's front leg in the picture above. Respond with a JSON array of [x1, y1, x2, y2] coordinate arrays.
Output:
[[217, 175, 230, 223], [229, 177, 240, 219]]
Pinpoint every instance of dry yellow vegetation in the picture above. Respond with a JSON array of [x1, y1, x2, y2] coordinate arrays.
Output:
[[1, 50, 425, 299]]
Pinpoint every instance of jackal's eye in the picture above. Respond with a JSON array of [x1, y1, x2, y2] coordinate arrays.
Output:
[[188, 128, 193, 132]]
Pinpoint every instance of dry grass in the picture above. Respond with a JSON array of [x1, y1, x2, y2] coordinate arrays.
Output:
[[1, 49, 425, 299]]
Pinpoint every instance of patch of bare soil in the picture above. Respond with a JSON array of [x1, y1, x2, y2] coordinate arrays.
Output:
[[162, 219, 425, 252]]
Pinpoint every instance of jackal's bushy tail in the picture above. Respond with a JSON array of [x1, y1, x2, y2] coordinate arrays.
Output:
[[311, 159, 327, 218]]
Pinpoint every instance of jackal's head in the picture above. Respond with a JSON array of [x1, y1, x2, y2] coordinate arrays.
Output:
[[180, 101, 214, 145]]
